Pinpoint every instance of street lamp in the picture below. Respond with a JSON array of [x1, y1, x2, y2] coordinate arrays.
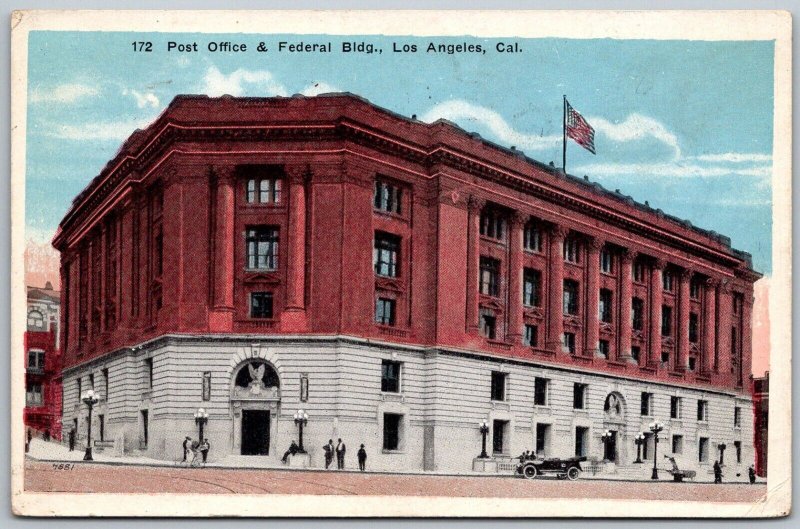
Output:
[[649, 421, 665, 480], [634, 433, 646, 464], [600, 430, 614, 462], [293, 409, 309, 453], [478, 420, 490, 459], [81, 390, 100, 461], [194, 408, 209, 443], [718, 442, 727, 466]]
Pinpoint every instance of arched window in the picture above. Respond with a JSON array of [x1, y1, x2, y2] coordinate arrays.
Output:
[[234, 360, 280, 389], [27, 310, 44, 331]]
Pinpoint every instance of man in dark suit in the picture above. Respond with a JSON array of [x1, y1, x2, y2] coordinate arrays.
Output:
[[357, 444, 367, 471], [713, 460, 722, 484], [182, 436, 191, 462], [68, 429, 75, 451], [336, 438, 346, 470], [748, 465, 757, 484], [323, 439, 334, 469]]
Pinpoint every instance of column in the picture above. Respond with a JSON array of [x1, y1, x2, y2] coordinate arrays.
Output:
[[676, 269, 692, 372], [213, 167, 235, 312], [648, 259, 665, 367], [701, 278, 718, 375], [285, 167, 309, 315], [618, 250, 635, 363], [585, 237, 602, 357], [507, 212, 526, 343], [465, 196, 484, 334], [546, 225, 568, 353], [716, 280, 733, 378]]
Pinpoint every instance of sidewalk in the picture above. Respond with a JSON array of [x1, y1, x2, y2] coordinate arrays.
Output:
[[25, 439, 765, 485]]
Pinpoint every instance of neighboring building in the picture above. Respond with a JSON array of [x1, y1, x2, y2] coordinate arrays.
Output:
[[54, 94, 760, 479], [25, 282, 63, 439], [752, 372, 769, 477]]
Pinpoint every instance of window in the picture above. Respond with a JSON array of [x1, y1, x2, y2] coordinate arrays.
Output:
[[563, 280, 579, 315], [690, 278, 701, 299], [89, 373, 95, 391], [633, 260, 645, 283], [600, 249, 613, 274], [734, 407, 742, 427], [383, 413, 402, 450], [563, 236, 580, 263], [490, 372, 507, 401], [493, 420, 508, 454], [534, 377, 549, 406], [480, 210, 505, 240], [27, 310, 44, 330], [27, 349, 45, 371], [246, 227, 279, 270], [523, 268, 541, 307], [246, 176, 282, 204], [689, 313, 699, 343], [688, 357, 697, 371], [535, 423, 551, 456], [632, 298, 644, 331], [102, 368, 109, 401], [672, 435, 684, 455], [381, 360, 401, 393], [697, 400, 709, 421], [733, 294, 742, 315], [663, 270, 674, 292], [26, 383, 43, 407], [77, 377, 82, 399], [598, 340, 610, 358], [375, 297, 396, 326], [575, 426, 589, 457], [641, 392, 653, 416], [631, 346, 641, 362], [670, 396, 682, 419], [734, 441, 742, 463], [202, 372, 212, 401], [250, 292, 274, 319], [573, 383, 587, 409], [479, 257, 500, 296], [599, 289, 613, 323], [524, 222, 541, 252], [661, 305, 672, 336], [523, 324, 538, 347], [699, 437, 709, 463], [480, 311, 497, 340], [374, 180, 402, 214], [145, 358, 153, 389], [374, 232, 400, 277], [562, 332, 576, 354], [642, 433, 652, 460], [661, 351, 670, 365]]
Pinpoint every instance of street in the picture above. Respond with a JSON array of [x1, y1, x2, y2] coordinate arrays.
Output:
[[24, 460, 767, 502]]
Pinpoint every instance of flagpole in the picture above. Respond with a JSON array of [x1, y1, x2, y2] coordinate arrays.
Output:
[[562, 95, 567, 172]]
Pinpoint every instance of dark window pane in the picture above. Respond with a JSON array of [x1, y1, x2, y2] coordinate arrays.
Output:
[[383, 413, 401, 450], [381, 360, 401, 393], [250, 292, 274, 318]]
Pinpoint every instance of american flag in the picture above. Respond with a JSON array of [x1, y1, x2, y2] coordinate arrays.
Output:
[[565, 100, 596, 154]]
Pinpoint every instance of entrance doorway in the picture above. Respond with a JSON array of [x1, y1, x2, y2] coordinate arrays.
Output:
[[241, 410, 270, 455], [604, 430, 618, 462]]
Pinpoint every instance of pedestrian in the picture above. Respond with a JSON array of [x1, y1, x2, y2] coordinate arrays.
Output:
[[323, 439, 334, 469], [713, 460, 722, 484], [25, 429, 31, 453], [182, 436, 191, 463], [282, 440, 299, 463], [44, 429, 51, 442], [200, 439, 210, 464], [748, 465, 757, 484], [336, 438, 346, 470], [357, 444, 367, 472], [189, 440, 201, 467], [68, 428, 75, 451]]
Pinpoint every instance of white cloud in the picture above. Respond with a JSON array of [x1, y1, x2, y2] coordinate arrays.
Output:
[[201, 66, 288, 97], [123, 89, 160, 109], [30, 83, 99, 104], [300, 82, 340, 97], [590, 113, 681, 159], [43, 116, 157, 141], [420, 100, 561, 151], [574, 161, 772, 179], [688, 153, 773, 164]]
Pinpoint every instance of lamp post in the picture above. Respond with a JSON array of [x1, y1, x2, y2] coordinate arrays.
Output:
[[293, 410, 309, 453], [718, 443, 727, 466], [81, 390, 100, 461], [600, 430, 614, 462], [194, 408, 209, 443], [649, 421, 665, 480], [478, 420, 490, 459], [634, 433, 646, 464]]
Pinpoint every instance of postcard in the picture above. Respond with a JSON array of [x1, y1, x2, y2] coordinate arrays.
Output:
[[10, 9, 791, 517]]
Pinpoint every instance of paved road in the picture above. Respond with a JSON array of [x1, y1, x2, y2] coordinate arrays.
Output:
[[25, 461, 767, 502]]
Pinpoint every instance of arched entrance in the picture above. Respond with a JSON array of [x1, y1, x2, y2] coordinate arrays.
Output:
[[602, 392, 627, 463], [230, 359, 280, 456]]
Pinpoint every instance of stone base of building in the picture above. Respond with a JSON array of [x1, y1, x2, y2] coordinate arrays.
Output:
[[472, 457, 498, 473]]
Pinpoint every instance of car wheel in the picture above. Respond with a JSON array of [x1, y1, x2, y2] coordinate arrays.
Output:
[[567, 467, 581, 481], [523, 465, 538, 480]]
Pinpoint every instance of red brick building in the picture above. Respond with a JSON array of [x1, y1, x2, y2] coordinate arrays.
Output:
[[752, 372, 769, 477], [25, 283, 63, 440], [54, 94, 759, 476]]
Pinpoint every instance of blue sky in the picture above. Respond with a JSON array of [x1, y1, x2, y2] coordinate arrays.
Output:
[[26, 32, 774, 273]]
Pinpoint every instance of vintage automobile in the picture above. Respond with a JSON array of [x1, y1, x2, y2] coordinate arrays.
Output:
[[516, 456, 587, 480]]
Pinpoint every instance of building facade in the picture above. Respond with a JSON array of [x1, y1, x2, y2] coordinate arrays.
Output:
[[752, 372, 769, 477], [54, 94, 760, 479], [25, 283, 63, 439]]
